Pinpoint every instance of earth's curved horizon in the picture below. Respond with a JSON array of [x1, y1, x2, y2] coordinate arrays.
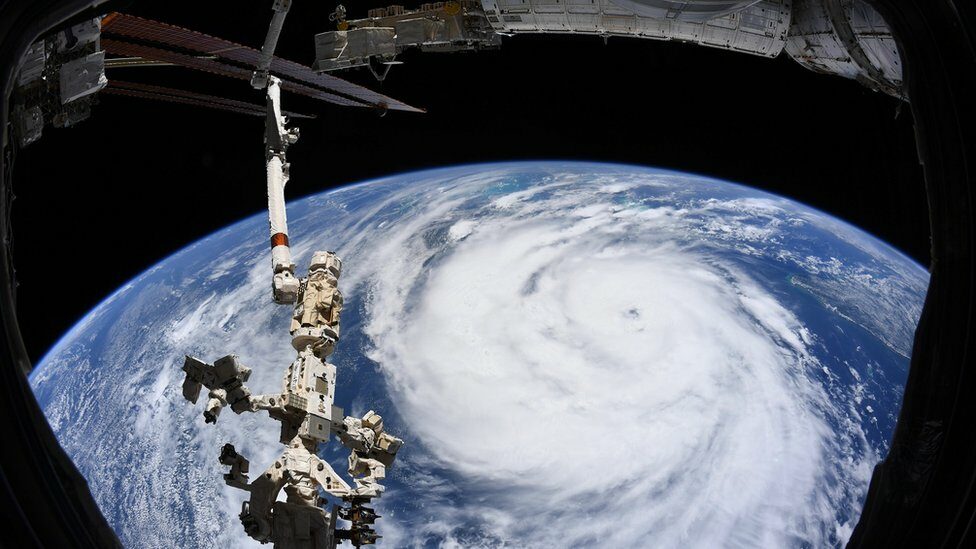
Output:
[[31, 161, 928, 548]]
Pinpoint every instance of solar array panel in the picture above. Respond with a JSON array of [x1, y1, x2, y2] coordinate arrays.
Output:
[[102, 13, 423, 113], [105, 80, 315, 119], [103, 39, 248, 80], [102, 39, 364, 108], [104, 86, 265, 118]]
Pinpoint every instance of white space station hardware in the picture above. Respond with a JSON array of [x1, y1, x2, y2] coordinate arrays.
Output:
[[181, 251, 402, 547], [9, 1, 904, 150], [182, 250, 402, 547], [314, 0, 501, 78], [181, 4, 402, 547], [314, 0, 905, 99], [8, 8, 424, 150], [265, 75, 302, 305], [10, 17, 108, 147], [6, 6, 419, 546]]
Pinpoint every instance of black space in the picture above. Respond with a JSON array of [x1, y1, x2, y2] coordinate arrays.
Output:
[[10, 0, 929, 363]]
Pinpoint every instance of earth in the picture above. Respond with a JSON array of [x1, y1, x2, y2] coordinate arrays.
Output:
[[30, 162, 928, 548]]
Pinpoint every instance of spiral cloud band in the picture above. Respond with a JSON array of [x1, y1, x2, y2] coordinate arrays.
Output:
[[328, 166, 922, 547], [31, 163, 926, 548]]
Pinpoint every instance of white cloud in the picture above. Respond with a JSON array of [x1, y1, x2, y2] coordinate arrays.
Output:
[[31, 163, 926, 548], [350, 170, 883, 547]]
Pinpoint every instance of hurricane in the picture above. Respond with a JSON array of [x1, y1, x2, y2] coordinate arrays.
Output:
[[30, 162, 927, 548]]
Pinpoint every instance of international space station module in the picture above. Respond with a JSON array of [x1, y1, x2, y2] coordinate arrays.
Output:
[[315, 0, 904, 99], [9, 0, 906, 150]]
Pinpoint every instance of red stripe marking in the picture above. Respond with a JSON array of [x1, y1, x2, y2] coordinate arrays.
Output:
[[271, 233, 289, 248]]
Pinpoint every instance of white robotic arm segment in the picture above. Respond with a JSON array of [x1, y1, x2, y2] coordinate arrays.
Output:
[[337, 415, 375, 452], [219, 443, 251, 490], [240, 458, 287, 542], [178, 3, 404, 544], [204, 389, 228, 424], [182, 355, 255, 423], [265, 76, 301, 304], [336, 411, 403, 498], [247, 393, 287, 413], [310, 455, 353, 498], [347, 454, 386, 498], [337, 412, 402, 460]]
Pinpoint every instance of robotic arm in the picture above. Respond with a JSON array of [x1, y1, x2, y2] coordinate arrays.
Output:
[[178, 6, 404, 543], [182, 355, 254, 424], [265, 76, 301, 304], [335, 411, 403, 498]]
